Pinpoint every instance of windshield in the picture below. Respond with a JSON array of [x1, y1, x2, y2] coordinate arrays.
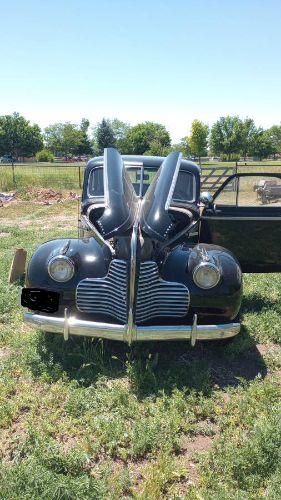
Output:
[[88, 165, 195, 202]]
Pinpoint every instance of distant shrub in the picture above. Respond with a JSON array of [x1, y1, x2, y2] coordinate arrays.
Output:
[[36, 149, 54, 162], [220, 153, 240, 162]]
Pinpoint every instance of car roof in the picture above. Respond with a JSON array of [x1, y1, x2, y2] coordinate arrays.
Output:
[[85, 154, 201, 176]]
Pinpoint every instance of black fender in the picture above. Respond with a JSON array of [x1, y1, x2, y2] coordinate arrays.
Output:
[[26, 237, 112, 291], [161, 243, 243, 322]]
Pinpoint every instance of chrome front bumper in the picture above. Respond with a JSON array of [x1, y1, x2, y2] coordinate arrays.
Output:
[[24, 311, 240, 345]]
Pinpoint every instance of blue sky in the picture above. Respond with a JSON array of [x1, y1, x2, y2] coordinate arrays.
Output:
[[1, 0, 280, 141]]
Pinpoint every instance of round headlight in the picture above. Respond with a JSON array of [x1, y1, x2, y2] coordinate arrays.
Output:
[[48, 256, 74, 283], [193, 262, 220, 289]]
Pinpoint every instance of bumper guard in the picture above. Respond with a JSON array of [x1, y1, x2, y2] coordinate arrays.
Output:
[[24, 310, 240, 345]]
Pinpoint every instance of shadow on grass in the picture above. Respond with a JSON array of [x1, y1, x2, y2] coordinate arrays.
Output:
[[28, 325, 267, 398], [242, 294, 279, 314]]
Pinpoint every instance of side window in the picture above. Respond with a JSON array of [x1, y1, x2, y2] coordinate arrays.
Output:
[[238, 176, 281, 206], [214, 178, 238, 206], [173, 171, 195, 202], [89, 168, 104, 197], [215, 176, 281, 207]]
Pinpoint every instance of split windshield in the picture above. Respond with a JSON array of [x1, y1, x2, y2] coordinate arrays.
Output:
[[88, 166, 195, 203]]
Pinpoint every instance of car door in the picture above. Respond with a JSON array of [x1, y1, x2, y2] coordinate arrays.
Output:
[[200, 173, 281, 272]]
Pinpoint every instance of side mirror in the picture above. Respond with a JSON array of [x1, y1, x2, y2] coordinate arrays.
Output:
[[200, 191, 213, 206]]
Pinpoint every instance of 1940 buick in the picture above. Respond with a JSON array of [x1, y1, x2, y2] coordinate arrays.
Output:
[[21, 149, 281, 345]]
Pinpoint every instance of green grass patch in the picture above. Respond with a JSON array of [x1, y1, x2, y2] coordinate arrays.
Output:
[[0, 201, 280, 498]]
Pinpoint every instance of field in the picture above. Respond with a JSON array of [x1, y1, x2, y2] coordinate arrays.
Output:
[[0, 199, 281, 499], [1, 160, 281, 193], [0, 163, 85, 192]]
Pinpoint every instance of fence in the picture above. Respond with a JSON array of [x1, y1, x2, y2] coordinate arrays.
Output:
[[0, 162, 85, 191], [201, 162, 281, 192], [201, 164, 237, 191], [1, 161, 281, 193]]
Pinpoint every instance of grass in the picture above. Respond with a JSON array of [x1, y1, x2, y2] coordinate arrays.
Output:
[[0, 200, 280, 498], [0, 162, 85, 191], [1, 160, 281, 193]]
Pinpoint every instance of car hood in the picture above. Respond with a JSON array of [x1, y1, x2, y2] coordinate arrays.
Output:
[[140, 151, 183, 242]]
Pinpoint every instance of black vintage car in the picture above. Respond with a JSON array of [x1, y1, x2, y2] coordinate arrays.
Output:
[[21, 150, 281, 345], [254, 179, 281, 204]]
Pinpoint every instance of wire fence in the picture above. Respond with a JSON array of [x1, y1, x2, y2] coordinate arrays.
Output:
[[0, 162, 86, 191], [1, 161, 281, 193]]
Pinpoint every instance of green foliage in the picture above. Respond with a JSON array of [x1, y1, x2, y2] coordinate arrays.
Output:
[[124, 121, 171, 155], [240, 118, 258, 159], [93, 118, 116, 154], [0, 112, 43, 159], [266, 124, 281, 156], [143, 138, 171, 156], [170, 138, 191, 157], [44, 120, 92, 156], [249, 129, 274, 160], [107, 118, 131, 153], [210, 116, 243, 160], [220, 153, 240, 162], [35, 149, 54, 162], [189, 119, 209, 161]]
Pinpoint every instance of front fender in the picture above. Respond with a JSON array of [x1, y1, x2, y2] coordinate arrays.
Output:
[[26, 237, 112, 292], [161, 243, 243, 322]]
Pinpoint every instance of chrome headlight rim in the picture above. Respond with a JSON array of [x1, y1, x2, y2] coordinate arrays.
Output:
[[193, 262, 221, 289], [47, 255, 75, 283]]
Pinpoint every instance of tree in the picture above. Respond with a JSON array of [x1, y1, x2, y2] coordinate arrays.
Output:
[[240, 118, 257, 160], [107, 119, 131, 153], [188, 120, 209, 164], [266, 125, 281, 157], [44, 122, 89, 156], [124, 122, 171, 155], [143, 139, 171, 156], [249, 129, 274, 160], [94, 118, 116, 154], [170, 138, 191, 157], [76, 118, 93, 155], [0, 112, 43, 162], [210, 116, 243, 160]]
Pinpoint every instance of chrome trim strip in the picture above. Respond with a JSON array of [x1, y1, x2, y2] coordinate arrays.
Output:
[[126, 221, 138, 344], [165, 152, 183, 211], [24, 312, 240, 343], [103, 148, 110, 206], [126, 199, 142, 343], [63, 308, 70, 341], [81, 213, 113, 252], [202, 216, 281, 221], [191, 313, 197, 347]]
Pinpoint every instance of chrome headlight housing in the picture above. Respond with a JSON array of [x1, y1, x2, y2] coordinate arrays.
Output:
[[193, 262, 221, 289], [48, 256, 75, 283]]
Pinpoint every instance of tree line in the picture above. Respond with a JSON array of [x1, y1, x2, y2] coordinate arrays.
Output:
[[0, 112, 281, 163]]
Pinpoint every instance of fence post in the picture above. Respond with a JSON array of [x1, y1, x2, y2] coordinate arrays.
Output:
[[12, 163, 16, 188], [78, 165, 82, 189]]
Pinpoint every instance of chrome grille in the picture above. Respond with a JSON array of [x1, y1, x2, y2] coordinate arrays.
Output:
[[136, 261, 189, 324], [76, 260, 128, 323]]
